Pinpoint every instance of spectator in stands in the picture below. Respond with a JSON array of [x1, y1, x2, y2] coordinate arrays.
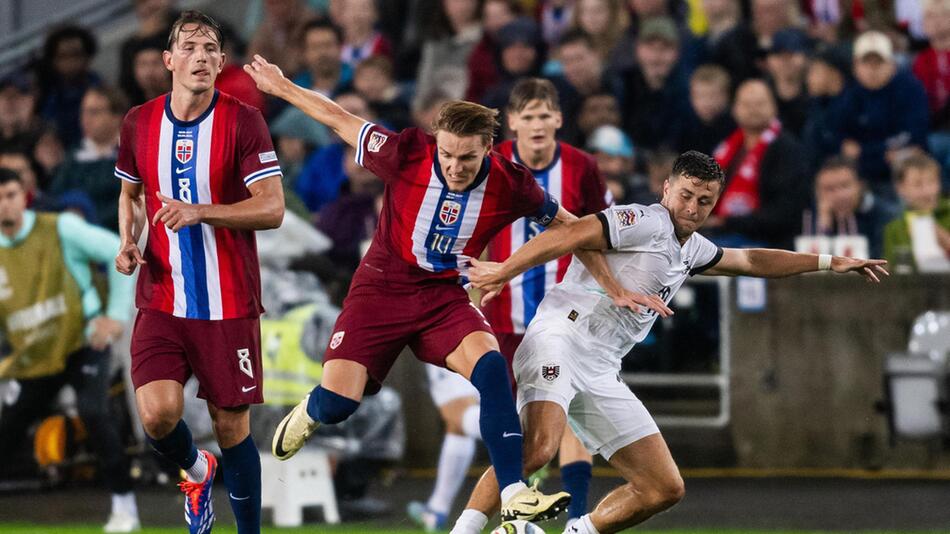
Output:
[[707, 0, 796, 86], [126, 37, 170, 105], [248, 0, 316, 75], [338, 0, 393, 69], [118, 0, 175, 105], [549, 30, 623, 144], [48, 86, 127, 231], [914, 0, 950, 188], [481, 17, 546, 113], [411, 89, 452, 133], [763, 28, 810, 136], [803, 156, 892, 258], [216, 23, 267, 113], [0, 74, 46, 154], [802, 44, 850, 170], [294, 18, 352, 97], [414, 0, 483, 109], [572, 0, 630, 64], [539, 0, 576, 47], [466, 0, 520, 102], [36, 26, 102, 149], [576, 92, 622, 147], [354, 56, 411, 130], [620, 16, 688, 151], [839, 31, 929, 200], [884, 152, 950, 272], [706, 78, 809, 248], [295, 92, 375, 214], [701, 0, 742, 52], [315, 144, 384, 271], [587, 124, 638, 203], [678, 64, 735, 154]]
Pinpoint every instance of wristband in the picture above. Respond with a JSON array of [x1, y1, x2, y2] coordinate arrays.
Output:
[[818, 254, 832, 271]]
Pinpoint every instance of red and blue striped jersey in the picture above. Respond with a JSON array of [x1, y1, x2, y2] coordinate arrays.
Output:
[[484, 140, 610, 334], [355, 123, 559, 283], [114, 90, 281, 320]]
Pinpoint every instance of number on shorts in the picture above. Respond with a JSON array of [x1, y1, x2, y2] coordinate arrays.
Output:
[[237, 348, 253, 378]]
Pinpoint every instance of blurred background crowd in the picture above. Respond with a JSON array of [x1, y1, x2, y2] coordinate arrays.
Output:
[[3, 0, 950, 299]]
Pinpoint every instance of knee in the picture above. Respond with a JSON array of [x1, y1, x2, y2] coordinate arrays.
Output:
[[138, 403, 181, 439], [211, 410, 248, 447], [523, 439, 558, 475], [652, 475, 685, 511], [312, 386, 360, 424]]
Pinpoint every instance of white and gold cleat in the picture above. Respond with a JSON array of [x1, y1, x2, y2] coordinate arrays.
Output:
[[272, 394, 320, 460], [500, 482, 571, 522]]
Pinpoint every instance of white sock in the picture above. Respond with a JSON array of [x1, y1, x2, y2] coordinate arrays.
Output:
[[184, 450, 209, 483], [111, 492, 138, 517], [500, 481, 528, 504], [449, 509, 488, 534], [461, 404, 481, 439], [564, 514, 600, 534], [427, 433, 477, 515]]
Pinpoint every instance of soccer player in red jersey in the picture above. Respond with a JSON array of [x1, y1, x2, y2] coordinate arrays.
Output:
[[114, 11, 284, 534], [244, 54, 669, 523]]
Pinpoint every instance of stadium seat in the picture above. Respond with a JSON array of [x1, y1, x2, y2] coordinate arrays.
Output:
[[261, 447, 340, 526]]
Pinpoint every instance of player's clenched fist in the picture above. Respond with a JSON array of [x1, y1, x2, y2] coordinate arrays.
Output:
[[115, 241, 146, 275], [243, 54, 287, 96]]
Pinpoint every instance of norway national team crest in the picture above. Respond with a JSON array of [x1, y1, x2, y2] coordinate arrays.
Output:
[[439, 200, 462, 226], [541, 363, 560, 382], [175, 138, 193, 164], [330, 331, 345, 350]]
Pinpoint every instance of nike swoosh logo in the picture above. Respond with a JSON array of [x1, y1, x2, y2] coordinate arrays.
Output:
[[242, 385, 257, 392], [434, 225, 455, 231], [229, 493, 250, 501], [274, 418, 290, 458], [176, 166, 192, 174], [502, 432, 522, 438]]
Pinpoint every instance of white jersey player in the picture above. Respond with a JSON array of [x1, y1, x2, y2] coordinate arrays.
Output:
[[454, 151, 889, 534]]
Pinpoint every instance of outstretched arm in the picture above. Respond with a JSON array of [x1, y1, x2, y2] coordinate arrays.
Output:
[[244, 54, 365, 148], [703, 248, 889, 282]]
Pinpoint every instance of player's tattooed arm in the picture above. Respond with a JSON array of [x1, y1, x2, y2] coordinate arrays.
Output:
[[244, 54, 365, 149]]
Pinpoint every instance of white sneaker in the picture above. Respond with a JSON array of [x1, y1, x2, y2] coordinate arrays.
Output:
[[272, 394, 320, 460], [103, 510, 141, 533]]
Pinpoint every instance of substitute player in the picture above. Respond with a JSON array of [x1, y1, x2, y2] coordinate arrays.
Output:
[[244, 55, 669, 522], [460, 151, 888, 534], [114, 11, 284, 534]]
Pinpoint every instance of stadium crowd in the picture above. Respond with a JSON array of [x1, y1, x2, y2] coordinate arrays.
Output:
[[3, 0, 950, 292]]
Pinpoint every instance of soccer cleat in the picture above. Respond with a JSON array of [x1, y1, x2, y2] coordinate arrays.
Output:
[[500, 482, 571, 522], [272, 394, 320, 460], [407, 501, 447, 532], [178, 450, 217, 534], [103, 510, 141, 533]]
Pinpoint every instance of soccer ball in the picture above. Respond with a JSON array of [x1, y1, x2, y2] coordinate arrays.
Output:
[[490, 520, 546, 534]]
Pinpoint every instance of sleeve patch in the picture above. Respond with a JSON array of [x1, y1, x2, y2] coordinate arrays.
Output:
[[367, 131, 389, 152], [614, 208, 638, 228], [258, 150, 277, 163]]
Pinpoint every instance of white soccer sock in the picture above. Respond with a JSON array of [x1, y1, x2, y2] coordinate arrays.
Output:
[[564, 514, 600, 534], [111, 492, 138, 517], [500, 481, 528, 504], [449, 509, 488, 534], [427, 433, 477, 515], [184, 450, 209, 483], [461, 404, 481, 439]]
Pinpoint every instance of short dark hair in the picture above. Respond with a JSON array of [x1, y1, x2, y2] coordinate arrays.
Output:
[[817, 155, 859, 178], [508, 78, 560, 113], [301, 18, 343, 46], [84, 85, 130, 116], [43, 25, 98, 63], [895, 152, 940, 183], [671, 151, 725, 187], [432, 101, 500, 146], [0, 167, 22, 187], [167, 10, 223, 50], [558, 28, 595, 50]]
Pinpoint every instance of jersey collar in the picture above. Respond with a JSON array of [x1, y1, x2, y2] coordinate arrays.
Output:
[[512, 142, 561, 174], [0, 209, 35, 248], [432, 151, 491, 193], [163, 89, 219, 127]]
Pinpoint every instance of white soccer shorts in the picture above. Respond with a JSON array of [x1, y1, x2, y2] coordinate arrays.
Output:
[[425, 363, 479, 407]]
